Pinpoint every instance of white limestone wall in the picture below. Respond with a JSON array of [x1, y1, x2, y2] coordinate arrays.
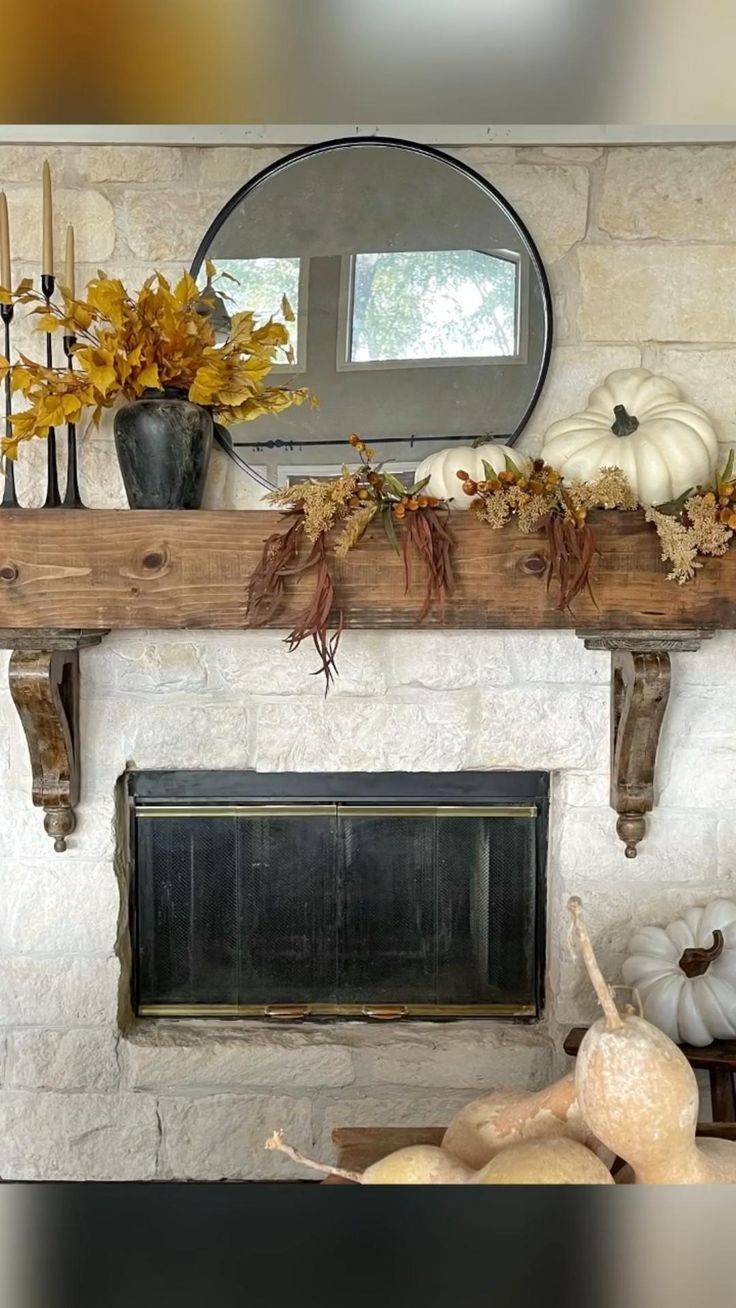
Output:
[[1, 140, 736, 1178], [0, 628, 733, 1179]]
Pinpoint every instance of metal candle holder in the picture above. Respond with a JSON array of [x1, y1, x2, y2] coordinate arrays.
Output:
[[0, 300, 18, 507], [41, 271, 61, 507], [62, 332, 84, 508]]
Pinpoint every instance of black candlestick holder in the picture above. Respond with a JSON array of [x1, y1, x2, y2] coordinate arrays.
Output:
[[41, 272, 61, 508], [62, 332, 84, 508], [0, 300, 19, 508]]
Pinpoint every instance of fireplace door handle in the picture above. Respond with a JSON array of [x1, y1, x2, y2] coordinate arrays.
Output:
[[361, 1005, 409, 1020]]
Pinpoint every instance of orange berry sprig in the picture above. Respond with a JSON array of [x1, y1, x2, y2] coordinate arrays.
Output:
[[348, 432, 375, 462], [696, 453, 736, 527], [347, 432, 383, 503], [393, 493, 440, 520], [346, 433, 442, 518], [457, 458, 561, 502], [702, 488, 736, 529]]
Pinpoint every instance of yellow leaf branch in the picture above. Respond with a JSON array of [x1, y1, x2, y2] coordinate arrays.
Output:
[[1, 268, 310, 456]]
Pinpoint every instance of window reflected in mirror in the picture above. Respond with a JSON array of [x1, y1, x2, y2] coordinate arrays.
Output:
[[205, 255, 304, 362], [347, 248, 519, 365]]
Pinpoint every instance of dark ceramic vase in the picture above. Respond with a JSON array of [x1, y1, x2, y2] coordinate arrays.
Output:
[[114, 388, 213, 509]]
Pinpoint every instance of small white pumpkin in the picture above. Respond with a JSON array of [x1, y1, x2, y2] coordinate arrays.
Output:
[[414, 443, 529, 509], [542, 367, 719, 505], [622, 899, 736, 1047]]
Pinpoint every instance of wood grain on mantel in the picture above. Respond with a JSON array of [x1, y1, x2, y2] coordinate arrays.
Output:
[[0, 508, 734, 631]]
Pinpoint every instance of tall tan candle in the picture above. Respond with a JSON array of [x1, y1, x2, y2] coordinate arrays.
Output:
[[42, 159, 53, 276], [64, 224, 75, 300], [0, 192, 10, 290]]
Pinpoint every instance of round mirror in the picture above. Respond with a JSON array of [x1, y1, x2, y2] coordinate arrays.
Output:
[[191, 137, 552, 486]]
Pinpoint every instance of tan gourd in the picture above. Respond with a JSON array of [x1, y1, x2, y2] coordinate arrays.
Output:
[[266, 1130, 612, 1185], [442, 1073, 609, 1169], [351, 1145, 474, 1185], [474, 1137, 613, 1185], [569, 896, 736, 1184]]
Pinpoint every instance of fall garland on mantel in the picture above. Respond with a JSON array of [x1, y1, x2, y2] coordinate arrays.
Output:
[[246, 435, 455, 689], [246, 436, 736, 690], [643, 450, 736, 583]]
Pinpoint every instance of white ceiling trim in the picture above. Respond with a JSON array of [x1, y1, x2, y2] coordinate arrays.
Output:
[[2, 124, 736, 147]]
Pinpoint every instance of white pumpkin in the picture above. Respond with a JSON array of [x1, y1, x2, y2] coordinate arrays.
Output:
[[542, 367, 719, 505], [414, 443, 529, 509], [622, 899, 736, 1047]]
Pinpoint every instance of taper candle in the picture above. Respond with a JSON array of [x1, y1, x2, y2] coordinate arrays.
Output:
[[0, 193, 10, 290], [64, 224, 75, 300], [42, 159, 53, 276]]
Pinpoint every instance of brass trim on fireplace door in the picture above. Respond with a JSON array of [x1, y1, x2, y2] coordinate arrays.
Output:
[[136, 804, 537, 819], [137, 1001, 537, 1018], [136, 804, 337, 818], [338, 805, 537, 818]]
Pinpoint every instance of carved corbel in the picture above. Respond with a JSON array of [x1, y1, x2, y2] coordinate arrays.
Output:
[[577, 630, 714, 859], [0, 629, 106, 851]]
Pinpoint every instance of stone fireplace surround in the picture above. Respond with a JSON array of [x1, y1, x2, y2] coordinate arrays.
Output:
[[0, 624, 732, 1180], [1, 137, 736, 1178]]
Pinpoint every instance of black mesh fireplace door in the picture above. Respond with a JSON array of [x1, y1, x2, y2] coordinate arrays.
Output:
[[128, 771, 548, 1021]]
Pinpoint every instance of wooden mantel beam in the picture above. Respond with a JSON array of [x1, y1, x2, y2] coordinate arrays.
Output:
[[0, 508, 732, 632], [0, 509, 728, 855]]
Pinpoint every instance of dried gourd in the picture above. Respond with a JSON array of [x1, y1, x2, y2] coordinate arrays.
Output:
[[473, 1136, 613, 1185], [442, 1073, 609, 1169], [266, 1130, 612, 1185], [569, 896, 736, 1184]]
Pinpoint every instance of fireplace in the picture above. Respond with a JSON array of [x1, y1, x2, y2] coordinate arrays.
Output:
[[126, 769, 548, 1022]]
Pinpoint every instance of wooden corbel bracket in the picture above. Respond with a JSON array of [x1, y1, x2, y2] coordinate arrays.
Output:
[[0, 629, 106, 852], [577, 630, 714, 858]]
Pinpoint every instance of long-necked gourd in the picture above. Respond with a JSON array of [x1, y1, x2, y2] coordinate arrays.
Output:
[[442, 1073, 608, 1169], [569, 896, 736, 1184], [266, 1130, 613, 1184]]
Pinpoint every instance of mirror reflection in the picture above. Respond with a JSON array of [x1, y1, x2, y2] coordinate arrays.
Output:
[[192, 140, 552, 486]]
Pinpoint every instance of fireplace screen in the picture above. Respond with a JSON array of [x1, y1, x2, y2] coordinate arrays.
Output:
[[127, 771, 548, 1021]]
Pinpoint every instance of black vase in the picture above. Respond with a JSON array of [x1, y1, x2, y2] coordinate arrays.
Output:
[[114, 388, 213, 509]]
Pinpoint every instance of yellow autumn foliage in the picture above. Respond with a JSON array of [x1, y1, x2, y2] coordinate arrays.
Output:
[[1, 270, 311, 457]]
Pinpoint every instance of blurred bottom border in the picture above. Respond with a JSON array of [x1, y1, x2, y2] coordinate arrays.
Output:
[[2, 1183, 736, 1308]]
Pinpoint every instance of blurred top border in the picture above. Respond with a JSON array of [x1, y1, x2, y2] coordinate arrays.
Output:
[[3, 125, 736, 145]]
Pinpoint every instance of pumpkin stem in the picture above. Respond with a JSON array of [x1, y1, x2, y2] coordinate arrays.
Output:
[[611, 404, 639, 437], [568, 897, 624, 1031], [265, 1130, 362, 1183], [679, 929, 725, 979]]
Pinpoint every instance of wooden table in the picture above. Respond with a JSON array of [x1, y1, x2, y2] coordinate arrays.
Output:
[[564, 1026, 736, 1120], [324, 1128, 446, 1183]]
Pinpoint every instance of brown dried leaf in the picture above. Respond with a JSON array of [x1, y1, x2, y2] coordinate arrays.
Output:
[[403, 506, 455, 622]]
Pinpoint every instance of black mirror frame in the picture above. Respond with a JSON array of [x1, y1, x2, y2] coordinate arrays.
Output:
[[190, 134, 553, 453]]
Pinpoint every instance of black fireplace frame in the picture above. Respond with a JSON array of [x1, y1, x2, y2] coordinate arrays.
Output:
[[125, 769, 549, 1023]]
